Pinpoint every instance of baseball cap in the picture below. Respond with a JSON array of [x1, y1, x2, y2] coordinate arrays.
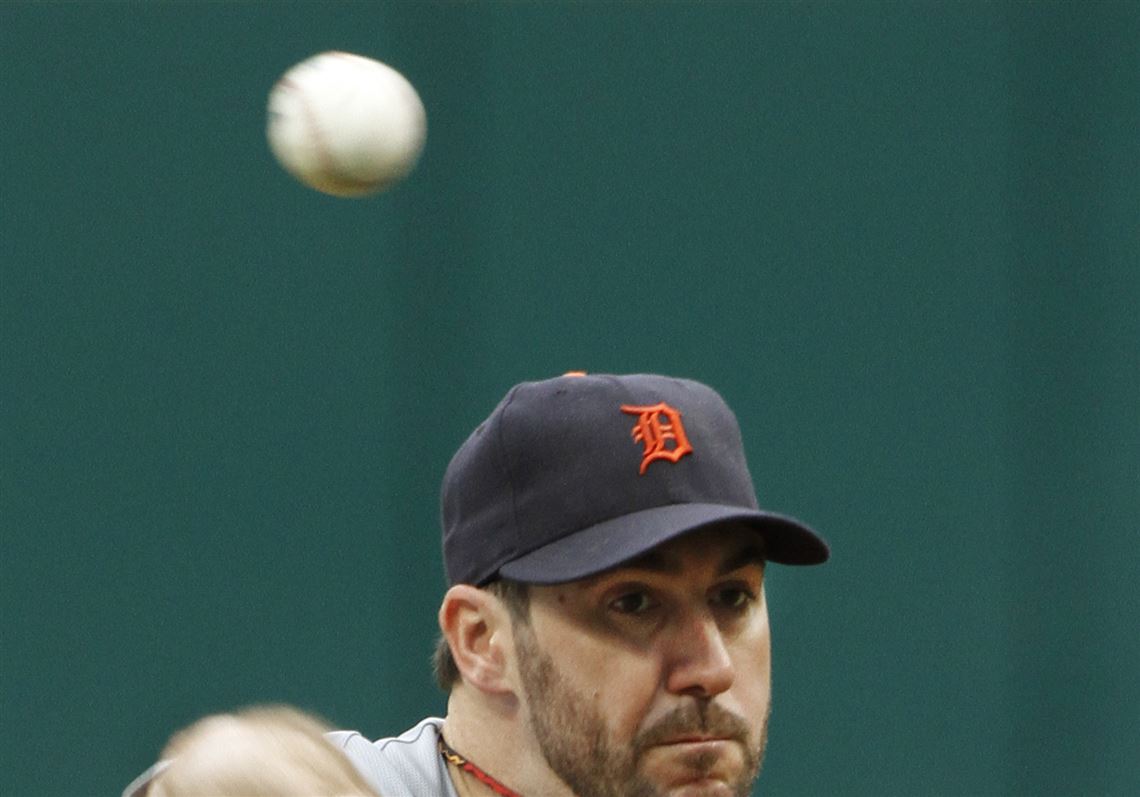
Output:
[[441, 372, 829, 586]]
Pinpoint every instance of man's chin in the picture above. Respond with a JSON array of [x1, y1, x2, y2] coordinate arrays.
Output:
[[639, 741, 750, 797], [660, 783, 740, 797]]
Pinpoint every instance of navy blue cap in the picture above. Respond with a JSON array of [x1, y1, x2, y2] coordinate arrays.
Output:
[[441, 373, 829, 586]]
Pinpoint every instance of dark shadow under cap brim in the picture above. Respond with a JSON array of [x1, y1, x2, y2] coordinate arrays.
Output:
[[497, 502, 829, 585]]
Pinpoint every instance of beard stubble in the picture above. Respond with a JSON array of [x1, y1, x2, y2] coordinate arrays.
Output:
[[514, 624, 767, 797]]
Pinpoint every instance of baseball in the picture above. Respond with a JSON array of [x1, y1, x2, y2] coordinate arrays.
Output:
[[267, 51, 427, 197]]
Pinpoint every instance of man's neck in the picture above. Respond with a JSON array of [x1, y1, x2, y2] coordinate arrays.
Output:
[[442, 687, 575, 797], [441, 739, 520, 797], [442, 755, 488, 797]]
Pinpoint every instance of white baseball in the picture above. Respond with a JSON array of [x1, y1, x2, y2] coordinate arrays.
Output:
[[267, 51, 427, 198]]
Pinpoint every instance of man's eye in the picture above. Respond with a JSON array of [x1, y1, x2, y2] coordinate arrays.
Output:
[[610, 592, 655, 614], [714, 587, 754, 609]]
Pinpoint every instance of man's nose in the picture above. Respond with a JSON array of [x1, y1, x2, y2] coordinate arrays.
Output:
[[664, 611, 735, 698]]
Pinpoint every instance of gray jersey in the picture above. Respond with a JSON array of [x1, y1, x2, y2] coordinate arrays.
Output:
[[330, 716, 459, 797]]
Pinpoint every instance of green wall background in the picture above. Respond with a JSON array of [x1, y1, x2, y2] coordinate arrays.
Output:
[[2, 4, 1137, 796]]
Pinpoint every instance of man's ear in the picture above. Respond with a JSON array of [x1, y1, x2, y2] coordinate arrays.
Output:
[[438, 585, 515, 695]]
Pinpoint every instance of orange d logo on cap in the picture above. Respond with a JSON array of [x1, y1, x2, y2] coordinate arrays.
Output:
[[620, 402, 693, 475]]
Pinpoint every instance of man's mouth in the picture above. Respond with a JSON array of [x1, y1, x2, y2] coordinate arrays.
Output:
[[657, 735, 735, 747], [634, 702, 752, 756]]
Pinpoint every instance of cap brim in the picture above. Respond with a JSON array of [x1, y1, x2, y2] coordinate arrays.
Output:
[[498, 502, 829, 585]]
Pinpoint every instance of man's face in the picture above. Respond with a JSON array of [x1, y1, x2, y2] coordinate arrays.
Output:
[[513, 526, 771, 797]]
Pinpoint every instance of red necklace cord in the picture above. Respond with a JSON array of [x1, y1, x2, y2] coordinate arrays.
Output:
[[438, 737, 524, 797]]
